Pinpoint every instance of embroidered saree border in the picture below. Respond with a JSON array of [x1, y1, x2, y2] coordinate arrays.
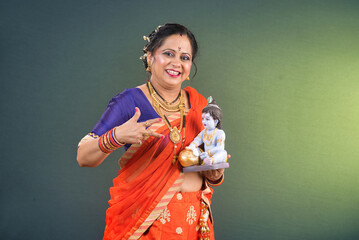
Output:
[[128, 173, 184, 239]]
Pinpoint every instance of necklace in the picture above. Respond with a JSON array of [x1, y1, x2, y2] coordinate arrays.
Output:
[[147, 81, 185, 164], [150, 82, 181, 104], [147, 82, 181, 112], [203, 129, 217, 146]]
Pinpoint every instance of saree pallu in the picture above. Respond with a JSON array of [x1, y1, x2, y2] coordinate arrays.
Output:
[[103, 87, 207, 240]]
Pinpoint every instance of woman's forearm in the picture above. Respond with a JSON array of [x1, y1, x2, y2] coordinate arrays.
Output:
[[77, 138, 109, 167]]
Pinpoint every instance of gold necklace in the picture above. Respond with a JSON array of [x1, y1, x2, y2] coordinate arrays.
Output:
[[147, 82, 181, 112], [203, 129, 217, 146], [147, 81, 185, 164]]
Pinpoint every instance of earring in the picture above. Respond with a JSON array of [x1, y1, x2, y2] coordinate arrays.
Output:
[[185, 76, 190, 80], [146, 62, 151, 73]]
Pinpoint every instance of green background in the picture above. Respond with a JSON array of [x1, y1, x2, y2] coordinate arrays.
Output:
[[1, 0, 359, 239]]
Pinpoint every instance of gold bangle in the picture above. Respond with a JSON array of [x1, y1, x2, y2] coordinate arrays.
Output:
[[113, 127, 126, 145], [106, 131, 118, 149], [103, 133, 117, 151], [206, 174, 224, 187]]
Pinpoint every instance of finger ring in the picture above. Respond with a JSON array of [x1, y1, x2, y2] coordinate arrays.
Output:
[[144, 121, 149, 127], [143, 133, 149, 137], [138, 140, 142, 145]]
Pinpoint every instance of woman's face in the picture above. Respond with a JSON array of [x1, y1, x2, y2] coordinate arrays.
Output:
[[148, 34, 193, 89], [202, 112, 218, 131]]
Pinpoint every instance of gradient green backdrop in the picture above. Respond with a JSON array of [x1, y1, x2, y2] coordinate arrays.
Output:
[[1, 0, 359, 239]]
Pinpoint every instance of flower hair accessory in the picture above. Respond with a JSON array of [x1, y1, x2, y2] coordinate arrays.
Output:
[[143, 35, 150, 42], [139, 53, 147, 60], [155, 25, 162, 33]]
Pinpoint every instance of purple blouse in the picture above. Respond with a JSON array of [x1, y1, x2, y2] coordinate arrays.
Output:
[[90, 88, 160, 150]]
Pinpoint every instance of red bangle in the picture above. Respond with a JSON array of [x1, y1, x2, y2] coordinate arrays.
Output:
[[206, 174, 224, 187], [98, 135, 111, 154], [98, 128, 124, 154]]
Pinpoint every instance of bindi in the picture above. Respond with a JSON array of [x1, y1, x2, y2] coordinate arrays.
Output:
[[178, 47, 181, 51]]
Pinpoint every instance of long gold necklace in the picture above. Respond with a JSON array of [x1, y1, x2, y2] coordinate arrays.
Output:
[[147, 81, 185, 164]]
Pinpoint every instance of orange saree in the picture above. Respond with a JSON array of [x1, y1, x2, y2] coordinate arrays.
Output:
[[103, 87, 207, 240]]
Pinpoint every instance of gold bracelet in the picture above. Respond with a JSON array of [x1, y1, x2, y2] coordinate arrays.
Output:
[[206, 174, 224, 187]]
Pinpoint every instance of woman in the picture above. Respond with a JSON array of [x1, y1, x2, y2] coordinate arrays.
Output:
[[77, 23, 224, 240]]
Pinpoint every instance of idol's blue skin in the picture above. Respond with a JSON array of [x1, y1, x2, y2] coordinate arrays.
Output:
[[187, 112, 227, 165]]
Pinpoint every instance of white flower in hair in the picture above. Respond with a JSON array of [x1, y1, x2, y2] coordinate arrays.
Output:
[[143, 36, 150, 42], [155, 25, 162, 32]]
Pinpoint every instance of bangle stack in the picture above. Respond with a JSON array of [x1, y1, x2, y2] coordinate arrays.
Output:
[[206, 174, 224, 187], [98, 127, 125, 154]]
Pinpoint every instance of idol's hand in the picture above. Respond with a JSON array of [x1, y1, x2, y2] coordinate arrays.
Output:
[[114, 107, 163, 144], [202, 168, 224, 182], [200, 151, 209, 159]]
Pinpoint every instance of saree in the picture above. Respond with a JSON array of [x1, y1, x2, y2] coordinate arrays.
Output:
[[140, 190, 215, 240], [103, 87, 208, 240]]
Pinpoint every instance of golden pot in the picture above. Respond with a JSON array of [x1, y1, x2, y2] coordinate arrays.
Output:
[[178, 149, 199, 167]]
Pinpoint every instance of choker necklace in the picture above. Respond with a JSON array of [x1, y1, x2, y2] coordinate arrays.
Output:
[[150, 82, 181, 105], [147, 82, 181, 112], [147, 81, 185, 164]]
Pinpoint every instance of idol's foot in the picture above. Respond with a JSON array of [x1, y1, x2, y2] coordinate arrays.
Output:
[[203, 158, 212, 165]]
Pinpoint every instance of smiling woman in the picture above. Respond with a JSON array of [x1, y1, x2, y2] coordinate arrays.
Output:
[[147, 34, 193, 90], [77, 23, 224, 240]]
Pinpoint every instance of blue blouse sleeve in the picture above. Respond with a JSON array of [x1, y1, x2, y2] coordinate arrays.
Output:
[[89, 88, 159, 138], [90, 89, 136, 137]]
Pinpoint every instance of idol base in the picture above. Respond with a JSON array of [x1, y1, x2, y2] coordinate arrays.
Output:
[[182, 162, 229, 173]]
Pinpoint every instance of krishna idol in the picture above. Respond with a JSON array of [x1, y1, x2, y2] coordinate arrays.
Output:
[[179, 97, 229, 172]]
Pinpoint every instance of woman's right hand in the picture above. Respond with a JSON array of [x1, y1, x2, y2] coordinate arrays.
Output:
[[77, 107, 163, 167], [114, 107, 163, 145]]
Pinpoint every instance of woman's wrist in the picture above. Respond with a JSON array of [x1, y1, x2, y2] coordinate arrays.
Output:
[[98, 127, 125, 154], [113, 127, 126, 145], [206, 173, 224, 187]]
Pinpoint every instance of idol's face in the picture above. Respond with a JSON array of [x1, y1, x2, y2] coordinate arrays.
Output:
[[147, 34, 192, 89], [202, 112, 218, 131]]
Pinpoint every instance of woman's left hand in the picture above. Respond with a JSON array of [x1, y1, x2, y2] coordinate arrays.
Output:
[[202, 168, 224, 182]]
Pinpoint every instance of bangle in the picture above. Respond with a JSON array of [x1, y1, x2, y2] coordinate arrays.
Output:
[[98, 135, 111, 154], [206, 174, 224, 187], [98, 128, 125, 154], [112, 127, 126, 145]]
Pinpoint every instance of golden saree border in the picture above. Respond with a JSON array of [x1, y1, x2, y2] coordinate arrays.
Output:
[[128, 173, 184, 239]]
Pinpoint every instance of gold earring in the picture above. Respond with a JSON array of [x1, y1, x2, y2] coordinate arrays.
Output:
[[186, 76, 190, 80], [146, 62, 151, 73]]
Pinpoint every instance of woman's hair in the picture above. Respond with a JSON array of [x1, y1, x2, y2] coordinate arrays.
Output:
[[141, 23, 198, 76], [202, 98, 223, 129]]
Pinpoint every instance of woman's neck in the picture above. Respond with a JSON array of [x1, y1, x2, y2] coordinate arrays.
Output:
[[150, 79, 182, 103]]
